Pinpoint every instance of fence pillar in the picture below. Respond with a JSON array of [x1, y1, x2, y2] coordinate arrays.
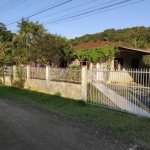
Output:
[[27, 65, 30, 79], [26, 65, 30, 88], [81, 66, 87, 102], [46, 65, 50, 81], [13, 65, 17, 81]]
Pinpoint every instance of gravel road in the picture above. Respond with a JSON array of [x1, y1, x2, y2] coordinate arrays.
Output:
[[0, 97, 147, 150]]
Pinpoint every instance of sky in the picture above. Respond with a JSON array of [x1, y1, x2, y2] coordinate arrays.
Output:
[[0, 0, 149, 39]]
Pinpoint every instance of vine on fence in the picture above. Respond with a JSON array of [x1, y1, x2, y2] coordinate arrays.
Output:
[[0, 66, 7, 85], [13, 67, 25, 88]]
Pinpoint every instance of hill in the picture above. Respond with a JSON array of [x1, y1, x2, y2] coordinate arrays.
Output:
[[70, 26, 150, 49]]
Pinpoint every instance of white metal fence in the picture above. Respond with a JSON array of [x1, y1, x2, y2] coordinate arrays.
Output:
[[49, 68, 81, 83], [29, 67, 81, 83], [30, 67, 46, 79], [1, 66, 150, 118], [0, 66, 13, 76], [87, 68, 150, 118], [2, 66, 82, 83]]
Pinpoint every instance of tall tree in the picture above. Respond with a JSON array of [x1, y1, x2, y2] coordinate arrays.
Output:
[[3, 35, 28, 66], [33, 33, 73, 67], [0, 23, 13, 63], [17, 18, 46, 63]]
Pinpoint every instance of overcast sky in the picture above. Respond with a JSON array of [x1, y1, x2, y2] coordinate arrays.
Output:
[[0, 0, 149, 39]]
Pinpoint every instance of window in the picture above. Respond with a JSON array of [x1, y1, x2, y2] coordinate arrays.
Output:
[[132, 59, 139, 68]]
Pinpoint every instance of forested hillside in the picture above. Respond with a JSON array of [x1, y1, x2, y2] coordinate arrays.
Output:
[[70, 26, 150, 49]]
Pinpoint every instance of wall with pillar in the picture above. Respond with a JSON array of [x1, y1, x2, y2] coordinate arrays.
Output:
[[1, 65, 88, 101], [25, 65, 87, 100]]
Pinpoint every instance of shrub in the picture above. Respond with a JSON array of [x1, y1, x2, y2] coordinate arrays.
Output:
[[13, 67, 25, 88], [13, 79, 25, 88], [0, 79, 2, 86]]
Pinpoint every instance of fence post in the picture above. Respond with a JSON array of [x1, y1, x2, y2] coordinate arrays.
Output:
[[27, 65, 30, 79], [46, 65, 50, 81], [26, 65, 30, 87], [13, 65, 17, 81], [81, 66, 87, 102]]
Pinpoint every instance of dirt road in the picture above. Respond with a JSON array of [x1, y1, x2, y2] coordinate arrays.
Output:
[[0, 97, 144, 150]]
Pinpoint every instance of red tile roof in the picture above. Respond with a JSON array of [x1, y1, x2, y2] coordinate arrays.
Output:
[[73, 41, 150, 54], [73, 41, 111, 50]]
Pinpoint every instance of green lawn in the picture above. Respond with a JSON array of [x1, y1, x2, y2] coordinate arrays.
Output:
[[0, 86, 150, 144]]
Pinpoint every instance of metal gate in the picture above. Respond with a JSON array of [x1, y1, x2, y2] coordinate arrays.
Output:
[[87, 68, 150, 118]]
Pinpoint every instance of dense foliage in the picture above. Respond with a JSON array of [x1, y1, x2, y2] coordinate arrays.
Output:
[[70, 26, 150, 49], [0, 19, 73, 67], [73, 45, 118, 64], [33, 34, 73, 67]]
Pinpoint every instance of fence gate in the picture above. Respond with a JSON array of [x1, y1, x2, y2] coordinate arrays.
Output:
[[87, 68, 150, 118]]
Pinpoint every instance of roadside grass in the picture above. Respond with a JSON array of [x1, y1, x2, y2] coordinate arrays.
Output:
[[0, 86, 150, 144]]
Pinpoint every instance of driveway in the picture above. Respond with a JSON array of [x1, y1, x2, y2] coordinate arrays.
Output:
[[0, 97, 144, 150]]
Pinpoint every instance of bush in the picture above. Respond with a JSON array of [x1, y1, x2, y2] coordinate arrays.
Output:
[[0, 79, 2, 86], [13, 79, 25, 88], [13, 67, 25, 88]]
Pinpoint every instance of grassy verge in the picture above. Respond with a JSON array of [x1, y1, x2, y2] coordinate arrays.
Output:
[[0, 86, 150, 144]]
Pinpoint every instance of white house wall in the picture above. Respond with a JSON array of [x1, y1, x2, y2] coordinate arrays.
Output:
[[116, 51, 143, 68]]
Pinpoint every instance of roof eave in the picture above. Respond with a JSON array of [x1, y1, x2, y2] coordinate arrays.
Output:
[[118, 46, 150, 54]]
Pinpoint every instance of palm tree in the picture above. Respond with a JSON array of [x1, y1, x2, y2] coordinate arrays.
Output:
[[17, 18, 46, 63]]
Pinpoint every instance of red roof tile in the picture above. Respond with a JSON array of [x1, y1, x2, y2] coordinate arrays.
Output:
[[73, 41, 150, 54], [73, 41, 111, 50]]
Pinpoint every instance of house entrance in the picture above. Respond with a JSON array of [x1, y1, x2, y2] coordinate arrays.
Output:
[[114, 58, 123, 70]]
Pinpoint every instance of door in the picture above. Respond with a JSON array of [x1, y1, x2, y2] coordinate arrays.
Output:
[[114, 58, 123, 70]]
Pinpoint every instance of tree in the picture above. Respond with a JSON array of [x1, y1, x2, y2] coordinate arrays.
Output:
[[70, 26, 150, 49], [142, 55, 150, 66], [17, 18, 46, 63], [33, 33, 73, 67], [3, 35, 28, 66], [0, 23, 13, 63]]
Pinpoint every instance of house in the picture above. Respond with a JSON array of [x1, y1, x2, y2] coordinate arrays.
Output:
[[73, 41, 150, 70]]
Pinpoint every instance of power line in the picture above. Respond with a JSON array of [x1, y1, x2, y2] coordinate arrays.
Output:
[[44, 0, 133, 24], [6, 0, 72, 26], [32, 0, 99, 22], [26, 0, 72, 19], [7, 0, 67, 23], [0, 0, 14, 9], [42, 0, 118, 24], [0, 0, 26, 14], [0, 0, 21, 11], [45, 0, 144, 26], [7, 0, 114, 25]]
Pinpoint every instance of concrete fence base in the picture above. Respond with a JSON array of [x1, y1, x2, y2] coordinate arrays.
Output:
[[24, 79, 82, 100]]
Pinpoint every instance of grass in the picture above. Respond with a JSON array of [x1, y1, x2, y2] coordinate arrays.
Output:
[[0, 86, 150, 144]]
